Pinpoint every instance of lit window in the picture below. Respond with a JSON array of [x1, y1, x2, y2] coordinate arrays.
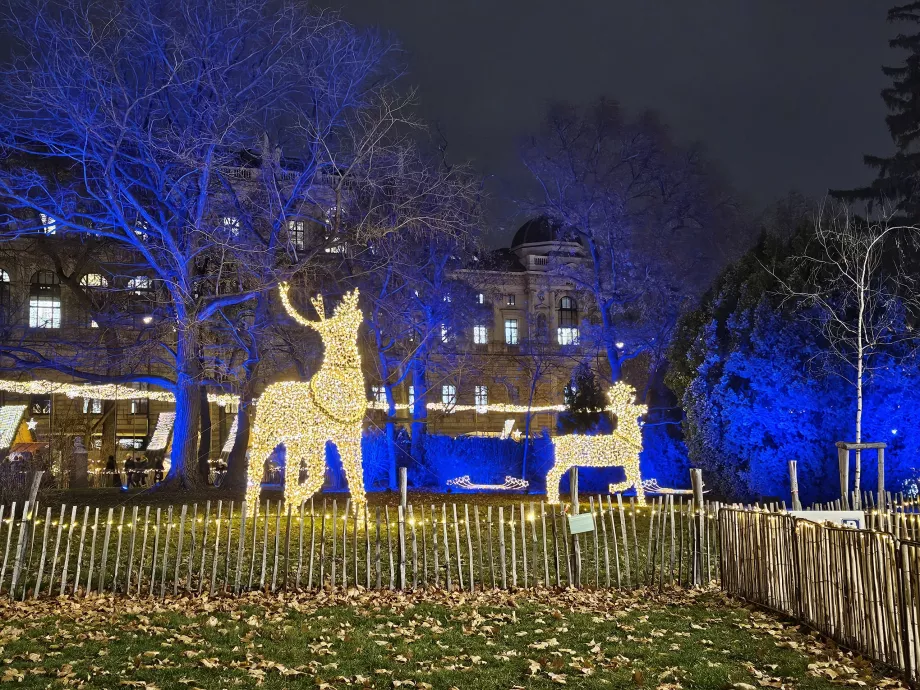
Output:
[[557, 327, 579, 345], [30, 397, 51, 415], [558, 296, 578, 326], [443, 295, 451, 303], [477, 293, 484, 304], [0, 269, 9, 319], [408, 385, 415, 408], [504, 318, 518, 345], [441, 384, 456, 411], [222, 216, 240, 237], [506, 294, 515, 306], [288, 220, 306, 251], [80, 273, 108, 288], [130, 398, 148, 415], [128, 276, 152, 295], [475, 385, 488, 413], [371, 385, 387, 404], [441, 325, 450, 343], [40, 213, 56, 235], [82, 398, 102, 415], [473, 325, 488, 345], [29, 270, 60, 328]]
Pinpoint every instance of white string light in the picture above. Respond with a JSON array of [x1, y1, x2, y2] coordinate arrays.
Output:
[[546, 381, 647, 505], [446, 475, 529, 491], [0, 378, 619, 416], [146, 412, 175, 452], [246, 285, 367, 512]]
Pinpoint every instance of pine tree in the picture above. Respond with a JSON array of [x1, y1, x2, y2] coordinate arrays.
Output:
[[558, 364, 609, 434], [834, 3, 920, 221]]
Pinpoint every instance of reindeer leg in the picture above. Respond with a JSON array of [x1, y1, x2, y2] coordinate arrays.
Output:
[[337, 425, 366, 509], [546, 457, 569, 505], [286, 433, 326, 508], [246, 427, 272, 513]]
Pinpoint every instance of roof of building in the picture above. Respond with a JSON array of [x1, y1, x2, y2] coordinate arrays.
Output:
[[510, 216, 561, 248]]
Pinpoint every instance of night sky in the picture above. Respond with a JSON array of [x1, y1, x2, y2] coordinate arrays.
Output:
[[330, 0, 894, 243]]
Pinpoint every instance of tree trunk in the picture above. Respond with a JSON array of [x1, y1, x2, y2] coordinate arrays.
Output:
[[225, 393, 253, 492], [386, 420, 397, 490], [521, 375, 538, 484], [97, 399, 116, 486], [197, 387, 212, 482], [410, 358, 427, 466], [163, 330, 202, 490], [600, 308, 622, 383]]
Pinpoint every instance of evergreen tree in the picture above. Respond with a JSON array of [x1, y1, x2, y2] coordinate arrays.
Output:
[[833, 3, 920, 221], [558, 364, 609, 434]]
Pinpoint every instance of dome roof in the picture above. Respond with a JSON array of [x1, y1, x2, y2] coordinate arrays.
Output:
[[511, 216, 560, 248]]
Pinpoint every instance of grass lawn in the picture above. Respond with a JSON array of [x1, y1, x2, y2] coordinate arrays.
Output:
[[0, 587, 906, 689]]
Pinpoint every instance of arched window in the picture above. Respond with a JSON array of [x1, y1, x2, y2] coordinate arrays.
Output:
[[29, 270, 61, 328], [557, 297, 579, 345]]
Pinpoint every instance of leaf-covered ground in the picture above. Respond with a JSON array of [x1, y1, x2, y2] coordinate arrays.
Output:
[[0, 587, 905, 689]]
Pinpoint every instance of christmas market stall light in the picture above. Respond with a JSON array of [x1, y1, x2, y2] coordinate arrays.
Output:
[[545, 381, 648, 505], [246, 284, 367, 512]]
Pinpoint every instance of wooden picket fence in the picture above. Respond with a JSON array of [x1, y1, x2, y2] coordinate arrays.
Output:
[[0, 494, 719, 600], [719, 507, 920, 686]]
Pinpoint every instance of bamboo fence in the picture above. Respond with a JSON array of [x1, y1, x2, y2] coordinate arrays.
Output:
[[0, 494, 719, 601], [720, 507, 920, 686]]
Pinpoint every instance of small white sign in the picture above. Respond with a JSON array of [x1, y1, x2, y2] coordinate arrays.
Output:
[[788, 510, 865, 529]]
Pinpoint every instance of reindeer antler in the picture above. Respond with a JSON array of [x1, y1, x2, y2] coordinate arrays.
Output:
[[310, 293, 326, 321], [278, 282, 319, 330]]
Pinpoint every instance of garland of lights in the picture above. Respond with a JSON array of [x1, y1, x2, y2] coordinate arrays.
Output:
[[0, 377, 620, 416], [0, 379, 235, 406], [446, 475, 530, 491], [546, 381, 647, 505], [246, 285, 367, 512], [146, 412, 175, 452], [221, 416, 238, 455]]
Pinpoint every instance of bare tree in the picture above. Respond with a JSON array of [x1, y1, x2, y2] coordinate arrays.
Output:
[[0, 0, 408, 488], [521, 99, 745, 383], [776, 205, 920, 502]]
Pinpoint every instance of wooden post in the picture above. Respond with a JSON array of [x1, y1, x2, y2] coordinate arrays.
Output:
[[878, 447, 886, 512], [399, 467, 408, 511], [11, 473, 43, 598], [691, 469, 704, 587], [838, 446, 849, 510], [397, 504, 407, 590], [498, 506, 507, 589], [789, 460, 802, 511], [33, 506, 52, 599], [569, 467, 581, 586]]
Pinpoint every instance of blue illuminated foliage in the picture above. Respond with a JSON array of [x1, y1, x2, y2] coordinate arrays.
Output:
[[672, 236, 920, 504]]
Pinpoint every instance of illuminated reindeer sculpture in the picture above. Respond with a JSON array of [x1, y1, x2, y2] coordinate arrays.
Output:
[[546, 381, 647, 505], [246, 285, 367, 512]]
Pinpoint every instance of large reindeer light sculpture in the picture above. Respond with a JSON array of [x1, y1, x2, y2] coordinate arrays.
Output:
[[245, 284, 367, 512], [546, 381, 647, 505]]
